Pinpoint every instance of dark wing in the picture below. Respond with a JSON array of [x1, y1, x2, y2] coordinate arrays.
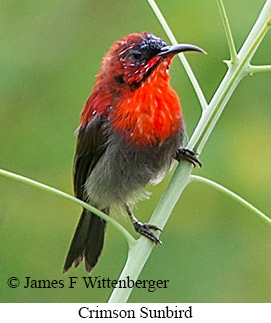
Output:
[[63, 114, 108, 273], [73, 114, 107, 201]]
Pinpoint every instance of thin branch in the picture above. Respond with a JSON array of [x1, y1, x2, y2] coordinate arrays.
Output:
[[189, 0, 271, 153], [249, 64, 271, 74], [217, 0, 238, 63], [190, 175, 271, 226], [147, 0, 208, 111], [0, 168, 136, 248], [237, 1, 271, 64]]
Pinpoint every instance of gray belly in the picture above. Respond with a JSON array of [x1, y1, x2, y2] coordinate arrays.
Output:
[[84, 132, 183, 210]]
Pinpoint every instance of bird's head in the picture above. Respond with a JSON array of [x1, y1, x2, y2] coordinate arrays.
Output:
[[80, 32, 205, 125], [99, 32, 205, 91]]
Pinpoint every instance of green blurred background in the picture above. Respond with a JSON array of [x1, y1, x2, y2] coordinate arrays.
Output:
[[1, 0, 271, 303]]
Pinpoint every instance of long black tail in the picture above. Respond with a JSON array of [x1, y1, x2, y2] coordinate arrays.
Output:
[[63, 209, 106, 273]]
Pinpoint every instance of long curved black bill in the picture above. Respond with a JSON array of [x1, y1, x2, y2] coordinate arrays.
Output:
[[157, 43, 206, 57]]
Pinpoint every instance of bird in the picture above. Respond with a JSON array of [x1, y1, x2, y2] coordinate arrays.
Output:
[[63, 32, 204, 273]]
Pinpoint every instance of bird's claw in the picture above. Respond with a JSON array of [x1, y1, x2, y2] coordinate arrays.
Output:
[[176, 148, 202, 168], [134, 221, 162, 245]]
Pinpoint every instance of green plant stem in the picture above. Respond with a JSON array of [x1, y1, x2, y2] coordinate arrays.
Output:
[[108, 0, 271, 303], [0, 168, 135, 248], [189, 0, 271, 153], [217, 0, 238, 63], [108, 163, 191, 303], [191, 175, 271, 225], [147, 0, 208, 110], [109, 170, 271, 303], [249, 64, 271, 74]]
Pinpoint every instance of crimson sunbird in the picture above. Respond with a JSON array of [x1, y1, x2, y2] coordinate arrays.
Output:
[[63, 32, 204, 273]]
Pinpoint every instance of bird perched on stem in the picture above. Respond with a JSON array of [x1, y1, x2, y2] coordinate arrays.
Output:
[[63, 32, 204, 273]]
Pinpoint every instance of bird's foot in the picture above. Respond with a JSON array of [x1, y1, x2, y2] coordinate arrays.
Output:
[[133, 221, 162, 245], [175, 148, 202, 167]]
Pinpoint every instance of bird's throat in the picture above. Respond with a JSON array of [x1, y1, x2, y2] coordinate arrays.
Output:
[[112, 65, 183, 147]]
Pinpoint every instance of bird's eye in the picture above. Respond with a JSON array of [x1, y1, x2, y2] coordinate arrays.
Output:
[[131, 50, 143, 61]]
